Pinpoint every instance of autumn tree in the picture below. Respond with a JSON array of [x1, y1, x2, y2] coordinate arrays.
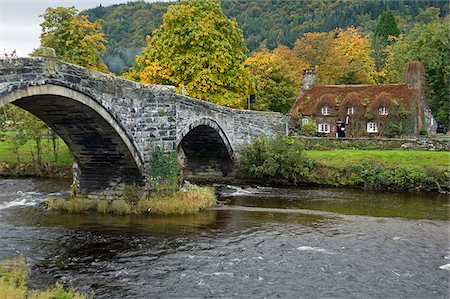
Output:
[[272, 45, 309, 88], [125, 0, 249, 108], [38, 6, 108, 72], [245, 47, 298, 113], [293, 28, 376, 85], [384, 19, 450, 124]]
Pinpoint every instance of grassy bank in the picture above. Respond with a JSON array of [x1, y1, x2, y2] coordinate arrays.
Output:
[[0, 138, 72, 178], [0, 138, 72, 165], [238, 136, 450, 192], [45, 183, 217, 216], [0, 257, 89, 299], [306, 150, 450, 171]]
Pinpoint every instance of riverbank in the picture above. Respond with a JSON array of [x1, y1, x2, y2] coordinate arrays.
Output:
[[1, 138, 449, 192], [0, 138, 72, 178], [0, 257, 89, 299], [237, 136, 450, 192]]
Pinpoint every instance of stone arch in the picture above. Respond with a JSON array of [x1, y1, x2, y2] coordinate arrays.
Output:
[[177, 118, 234, 177], [0, 84, 143, 194]]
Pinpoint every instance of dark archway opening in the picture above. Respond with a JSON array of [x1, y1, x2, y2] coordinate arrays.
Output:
[[11, 94, 142, 194], [179, 125, 233, 178]]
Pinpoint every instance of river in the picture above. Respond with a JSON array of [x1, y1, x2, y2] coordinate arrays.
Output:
[[0, 178, 448, 298]]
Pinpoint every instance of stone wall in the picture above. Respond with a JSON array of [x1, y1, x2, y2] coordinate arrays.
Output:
[[298, 136, 449, 151]]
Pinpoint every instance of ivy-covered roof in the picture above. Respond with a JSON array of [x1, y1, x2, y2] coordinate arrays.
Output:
[[290, 83, 419, 117]]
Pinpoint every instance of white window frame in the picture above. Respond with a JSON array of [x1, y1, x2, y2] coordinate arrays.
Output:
[[321, 106, 331, 115], [378, 106, 388, 115], [318, 123, 330, 133], [302, 118, 310, 126], [347, 107, 354, 115], [367, 122, 378, 133]]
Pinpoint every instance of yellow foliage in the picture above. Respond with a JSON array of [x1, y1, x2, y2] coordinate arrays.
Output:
[[38, 7, 108, 73], [123, 0, 249, 108], [294, 27, 377, 85]]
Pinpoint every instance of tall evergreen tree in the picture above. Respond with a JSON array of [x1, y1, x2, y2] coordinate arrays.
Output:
[[374, 11, 400, 42]]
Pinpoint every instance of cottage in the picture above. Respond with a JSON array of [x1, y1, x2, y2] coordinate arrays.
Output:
[[290, 61, 437, 138]]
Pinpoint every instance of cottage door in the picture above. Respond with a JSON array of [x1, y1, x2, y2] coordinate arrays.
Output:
[[336, 122, 346, 138]]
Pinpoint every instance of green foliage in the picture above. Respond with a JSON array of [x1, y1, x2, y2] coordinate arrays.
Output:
[[122, 182, 144, 203], [82, 0, 448, 73], [384, 19, 450, 124], [126, 0, 249, 108], [38, 6, 108, 72], [245, 47, 298, 113], [301, 120, 317, 136], [0, 257, 89, 299], [0, 105, 72, 173], [238, 136, 314, 184], [149, 147, 179, 186], [375, 11, 400, 42]]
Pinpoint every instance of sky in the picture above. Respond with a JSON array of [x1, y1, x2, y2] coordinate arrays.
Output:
[[0, 0, 169, 57]]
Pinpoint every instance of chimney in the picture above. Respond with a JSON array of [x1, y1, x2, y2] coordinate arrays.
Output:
[[302, 69, 316, 91], [404, 61, 425, 90]]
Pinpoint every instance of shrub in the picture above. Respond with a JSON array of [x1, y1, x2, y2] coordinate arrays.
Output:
[[301, 120, 317, 136], [238, 136, 313, 184], [109, 199, 131, 215], [45, 197, 96, 213], [123, 182, 144, 203], [149, 147, 179, 188], [0, 257, 89, 299], [96, 200, 109, 213]]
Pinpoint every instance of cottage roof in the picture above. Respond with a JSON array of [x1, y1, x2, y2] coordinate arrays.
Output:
[[290, 83, 419, 117]]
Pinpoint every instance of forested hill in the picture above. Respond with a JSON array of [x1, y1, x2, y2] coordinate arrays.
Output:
[[82, 0, 449, 74]]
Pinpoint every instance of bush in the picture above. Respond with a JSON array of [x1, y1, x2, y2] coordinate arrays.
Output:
[[45, 197, 96, 213], [301, 120, 317, 136], [238, 136, 314, 184], [0, 257, 89, 299], [109, 199, 131, 215], [149, 147, 179, 188]]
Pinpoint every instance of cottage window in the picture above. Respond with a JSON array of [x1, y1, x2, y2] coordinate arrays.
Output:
[[302, 118, 310, 126], [378, 106, 388, 115], [318, 123, 330, 133], [321, 106, 331, 115], [367, 122, 378, 133], [347, 107, 355, 115]]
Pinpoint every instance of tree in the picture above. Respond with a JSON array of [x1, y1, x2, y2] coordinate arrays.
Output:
[[374, 11, 400, 42], [125, 0, 249, 108], [384, 19, 450, 124], [294, 28, 376, 84], [38, 6, 108, 72], [373, 11, 401, 71], [245, 47, 298, 113], [273, 45, 309, 88]]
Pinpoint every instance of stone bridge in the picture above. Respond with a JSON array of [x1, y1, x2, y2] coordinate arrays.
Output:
[[0, 57, 288, 196]]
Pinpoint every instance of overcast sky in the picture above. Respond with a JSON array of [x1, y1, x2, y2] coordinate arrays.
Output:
[[0, 0, 169, 57]]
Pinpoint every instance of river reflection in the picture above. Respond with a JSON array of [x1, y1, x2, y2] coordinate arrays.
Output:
[[0, 178, 448, 298]]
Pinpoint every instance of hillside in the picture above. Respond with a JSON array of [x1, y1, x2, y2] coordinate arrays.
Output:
[[82, 0, 449, 74]]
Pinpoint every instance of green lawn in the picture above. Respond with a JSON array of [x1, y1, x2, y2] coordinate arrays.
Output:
[[0, 138, 72, 165], [306, 150, 450, 171]]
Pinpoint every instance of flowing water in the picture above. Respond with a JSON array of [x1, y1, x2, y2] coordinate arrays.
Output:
[[0, 178, 448, 298]]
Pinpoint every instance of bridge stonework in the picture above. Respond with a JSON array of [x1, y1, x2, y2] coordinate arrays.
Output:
[[0, 57, 288, 197]]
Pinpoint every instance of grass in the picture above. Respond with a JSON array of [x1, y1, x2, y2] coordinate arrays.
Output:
[[45, 183, 217, 216], [0, 257, 89, 299], [305, 150, 450, 171], [0, 138, 72, 165]]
